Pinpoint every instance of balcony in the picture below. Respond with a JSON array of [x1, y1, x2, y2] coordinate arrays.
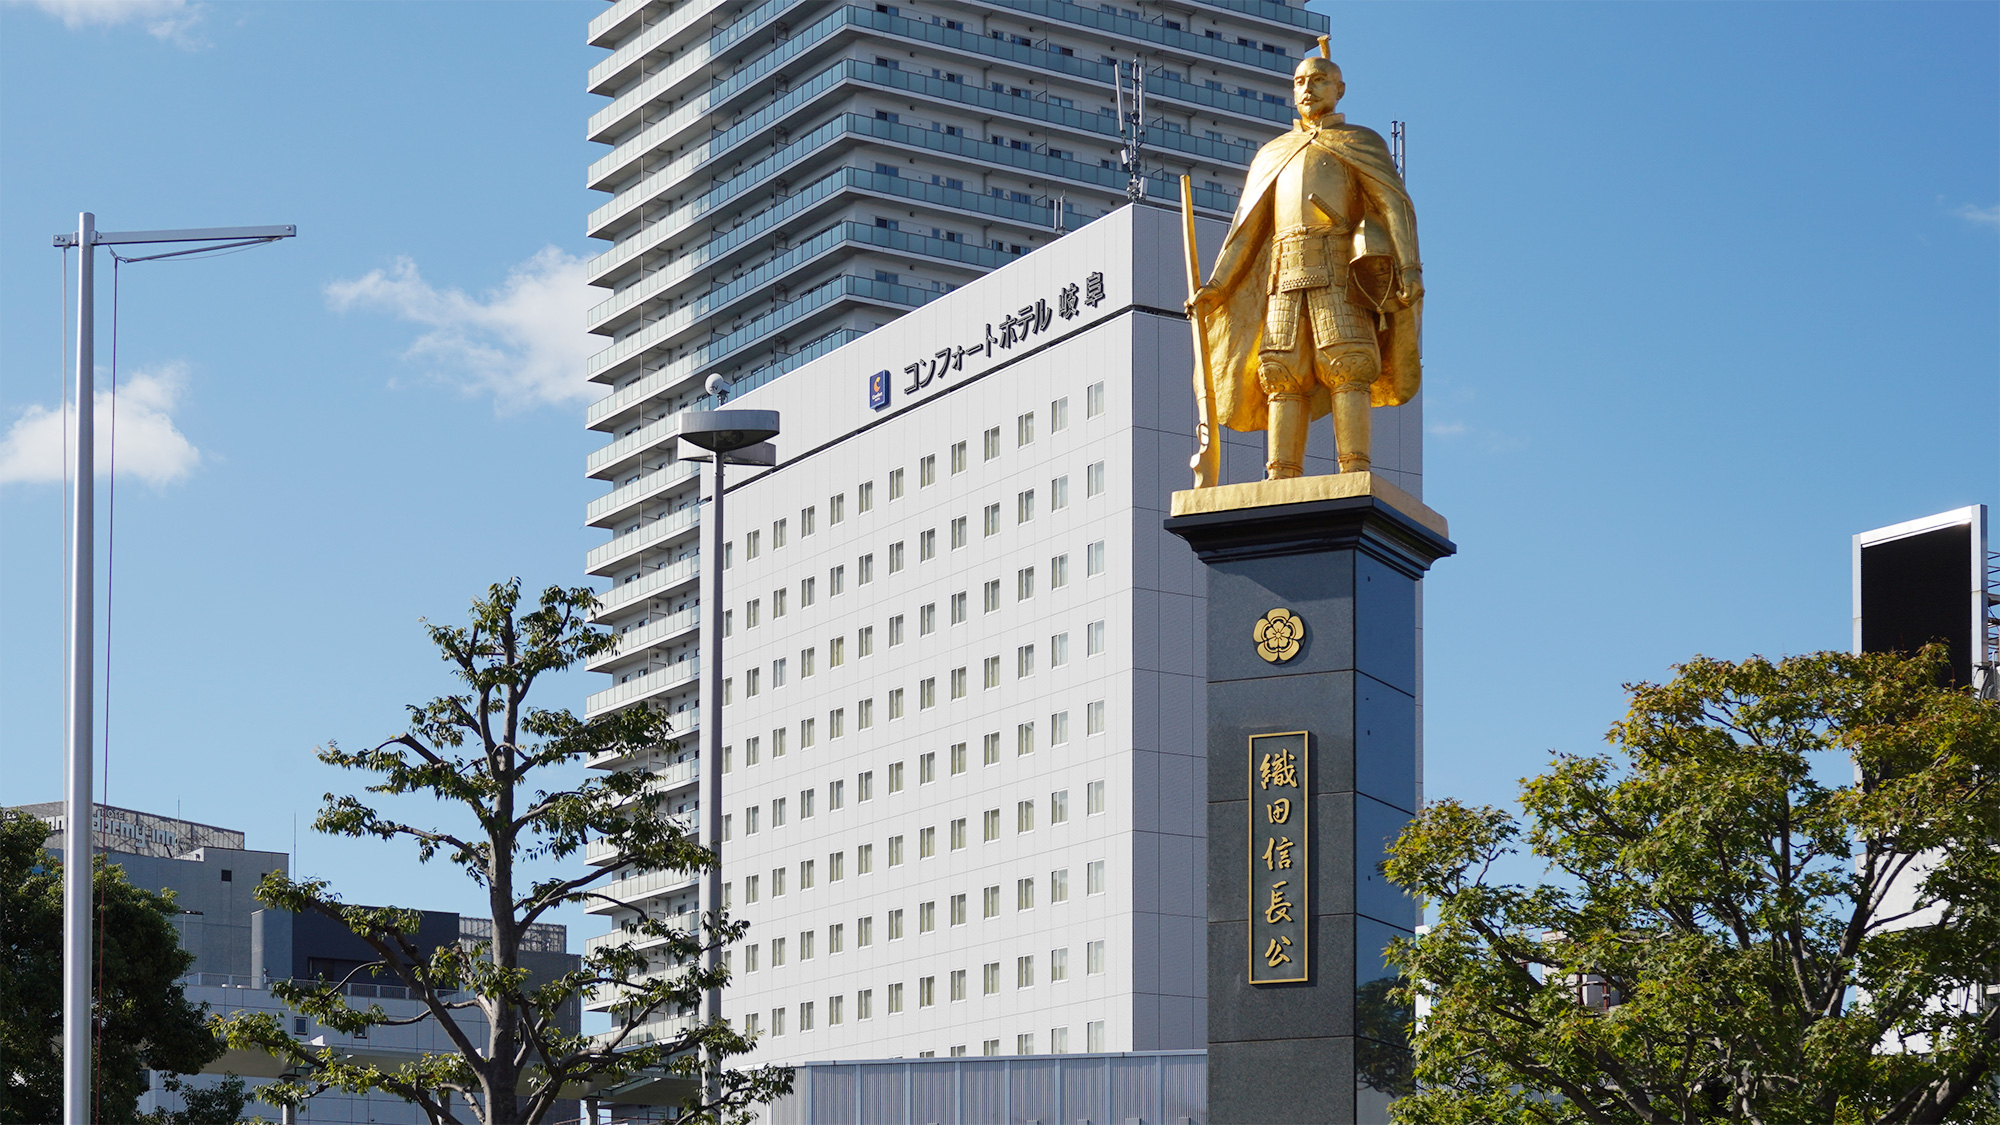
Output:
[[587, 709, 699, 770], [586, 866, 702, 912], [584, 656, 700, 719], [585, 501, 701, 575], [591, 555, 701, 621], [587, 412, 681, 480], [591, 605, 701, 671], [586, 461, 700, 530]]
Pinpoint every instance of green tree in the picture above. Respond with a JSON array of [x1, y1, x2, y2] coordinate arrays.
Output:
[[1386, 648, 2000, 1125], [215, 580, 791, 1125], [1, 810, 226, 1124]]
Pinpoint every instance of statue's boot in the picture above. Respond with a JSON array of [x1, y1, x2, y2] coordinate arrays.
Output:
[[1332, 376, 1372, 474], [1265, 392, 1308, 479]]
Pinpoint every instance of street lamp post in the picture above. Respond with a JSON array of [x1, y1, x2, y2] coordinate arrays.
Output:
[[51, 215, 293, 1125], [676, 383, 777, 1083]]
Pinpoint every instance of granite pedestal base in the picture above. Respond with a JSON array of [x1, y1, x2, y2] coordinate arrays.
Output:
[[1165, 479, 1453, 1125]]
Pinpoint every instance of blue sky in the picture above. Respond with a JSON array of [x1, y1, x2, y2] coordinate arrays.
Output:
[[1, 1, 1994, 946]]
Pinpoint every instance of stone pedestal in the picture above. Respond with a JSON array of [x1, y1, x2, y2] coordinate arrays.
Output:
[[1164, 474, 1453, 1125]]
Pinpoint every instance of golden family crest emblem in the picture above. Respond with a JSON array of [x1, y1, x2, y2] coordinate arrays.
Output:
[[1253, 608, 1306, 663]]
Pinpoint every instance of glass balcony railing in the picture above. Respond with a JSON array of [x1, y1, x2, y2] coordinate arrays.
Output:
[[585, 658, 701, 719], [584, 498, 700, 568], [586, 462, 700, 528], [592, 555, 702, 620]]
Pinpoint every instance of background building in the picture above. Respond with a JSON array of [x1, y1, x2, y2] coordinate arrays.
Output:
[[14, 802, 578, 1124], [581, 0, 1333, 1058]]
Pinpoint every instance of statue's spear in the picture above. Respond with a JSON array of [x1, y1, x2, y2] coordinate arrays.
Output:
[[1181, 174, 1221, 488]]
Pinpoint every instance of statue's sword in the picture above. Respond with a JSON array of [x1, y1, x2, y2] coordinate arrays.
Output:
[[1181, 175, 1222, 488]]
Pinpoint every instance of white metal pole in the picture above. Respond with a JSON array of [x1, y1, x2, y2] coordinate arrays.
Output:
[[63, 210, 95, 1125]]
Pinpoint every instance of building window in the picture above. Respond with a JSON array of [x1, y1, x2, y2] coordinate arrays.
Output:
[[983, 656, 1000, 688], [983, 731, 1000, 764], [1087, 540, 1106, 576], [1087, 460, 1106, 497], [1051, 396, 1069, 432], [1017, 877, 1035, 911], [858, 771, 874, 801], [771, 797, 786, 827], [920, 454, 936, 486], [773, 518, 788, 548], [951, 742, 967, 775], [887, 689, 904, 720], [723, 610, 733, 637], [1087, 382, 1104, 418], [800, 1000, 815, 1030], [888, 907, 905, 938], [984, 1039, 1000, 1056], [829, 779, 844, 810], [920, 529, 936, 560], [745, 530, 760, 560], [1088, 620, 1106, 655], [951, 968, 967, 1001], [951, 667, 967, 699], [889, 541, 905, 573], [1051, 634, 1070, 670], [829, 994, 845, 1024], [983, 580, 1000, 613], [920, 678, 936, 709], [859, 554, 875, 584], [1017, 412, 1035, 447], [858, 480, 875, 512], [887, 982, 904, 1014], [746, 736, 761, 767], [983, 503, 1000, 537], [772, 658, 786, 687], [1017, 721, 1035, 757], [830, 564, 845, 595], [1051, 947, 1070, 982], [1017, 799, 1036, 833], [772, 937, 787, 966], [800, 858, 816, 887], [830, 921, 845, 951], [802, 646, 816, 677], [857, 989, 873, 1020], [1088, 860, 1107, 895], [830, 493, 845, 524], [802, 505, 816, 536], [920, 602, 936, 634], [1088, 779, 1106, 815], [746, 599, 761, 629], [1051, 790, 1070, 825], [1050, 710, 1070, 746], [1051, 867, 1070, 903], [830, 636, 846, 668], [888, 468, 905, 500], [951, 591, 967, 623], [889, 615, 905, 647], [1088, 701, 1106, 736], [830, 851, 845, 880], [1017, 956, 1035, 990], [1050, 475, 1069, 511], [859, 625, 875, 657], [951, 516, 967, 549], [746, 874, 760, 901], [858, 915, 874, 946], [1088, 941, 1106, 975], [919, 975, 936, 1007], [983, 809, 1000, 842], [1087, 1020, 1105, 1052], [801, 716, 817, 747], [1017, 645, 1035, 679], [983, 426, 1001, 460], [983, 963, 1000, 995], [951, 892, 967, 924], [829, 708, 845, 738], [951, 440, 967, 474], [801, 576, 816, 607], [919, 826, 936, 859], [920, 751, 936, 784], [1017, 567, 1035, 600]]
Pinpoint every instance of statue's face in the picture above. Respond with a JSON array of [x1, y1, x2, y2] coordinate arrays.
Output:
[[1293, 65, 1342, 122]]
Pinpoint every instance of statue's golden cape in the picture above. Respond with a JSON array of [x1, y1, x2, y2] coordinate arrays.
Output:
[[1201, 121, 1422, 431]]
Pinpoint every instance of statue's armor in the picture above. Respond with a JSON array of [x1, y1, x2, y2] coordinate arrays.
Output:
[[1261, 135, 1379, 359]]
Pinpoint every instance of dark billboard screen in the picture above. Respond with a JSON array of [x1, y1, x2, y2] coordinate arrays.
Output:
[[1860, 522, 1976, 687]]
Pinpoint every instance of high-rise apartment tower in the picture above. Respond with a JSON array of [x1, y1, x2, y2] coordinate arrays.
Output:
[[581, 0, 1329, 1053]]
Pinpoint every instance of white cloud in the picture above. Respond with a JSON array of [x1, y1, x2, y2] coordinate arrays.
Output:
[[1427, 421, 1470, 438], [326, 247, 596, 411], [1952, 202, 2000, 229], [18, 0, 208, 46], [0, 362, 202, 488]]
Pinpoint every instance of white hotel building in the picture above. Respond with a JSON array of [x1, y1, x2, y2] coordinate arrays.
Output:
[[575, 0, 1405, 1066]]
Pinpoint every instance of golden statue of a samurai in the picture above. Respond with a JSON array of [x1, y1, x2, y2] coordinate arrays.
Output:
[[1185, 40, 1422, 484]]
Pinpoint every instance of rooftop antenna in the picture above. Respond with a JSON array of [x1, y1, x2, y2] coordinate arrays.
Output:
[[1052, 191, 1068, 234], [1115, 55, 1146, 203], [1391, 121, 1407, 180]]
